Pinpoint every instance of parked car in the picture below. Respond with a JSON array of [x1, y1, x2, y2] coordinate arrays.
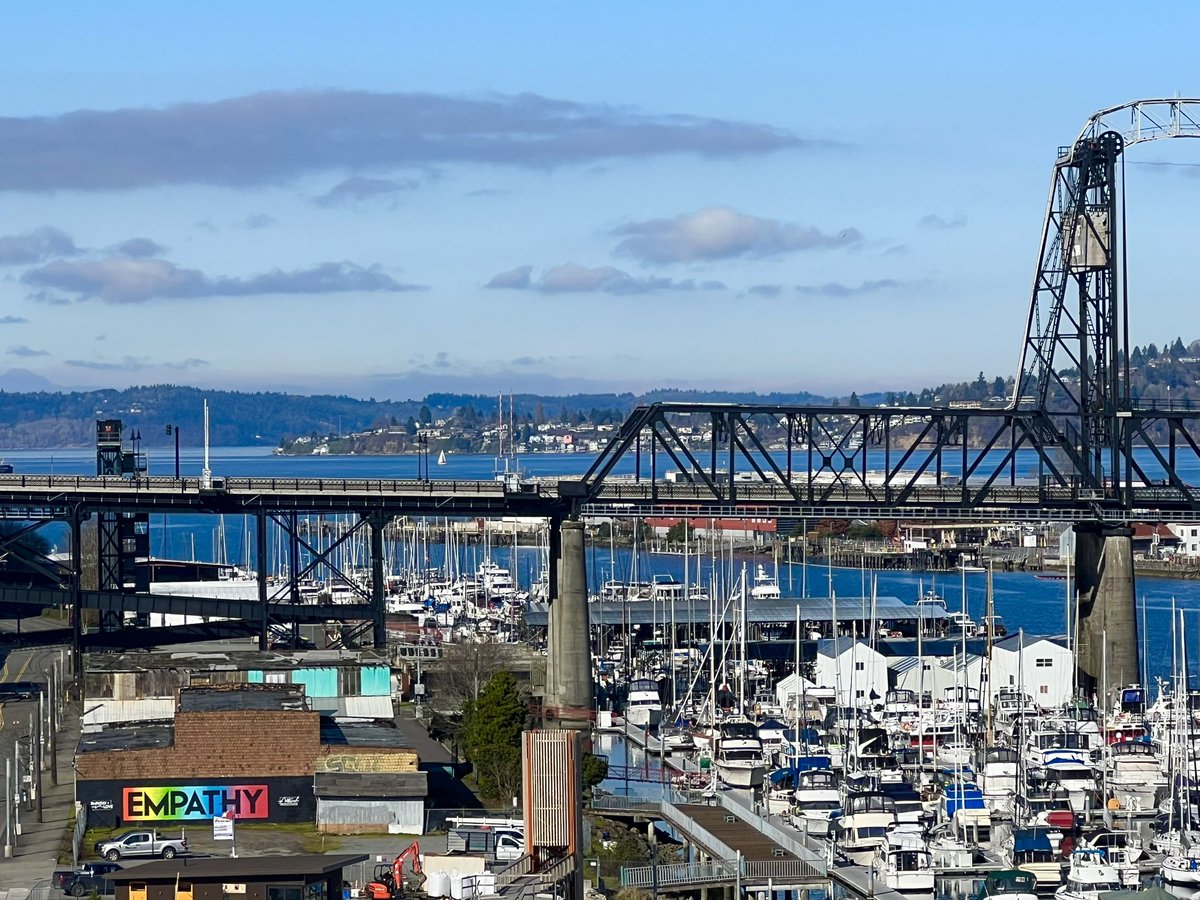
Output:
[[93, 830, 188, 860], [0, 681, 43, 701], [61, 862, 123, 896]]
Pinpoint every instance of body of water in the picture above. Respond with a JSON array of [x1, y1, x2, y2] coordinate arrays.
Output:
[[4, 447, 1199, 686]]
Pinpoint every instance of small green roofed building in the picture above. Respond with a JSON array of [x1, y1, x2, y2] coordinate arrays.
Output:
[[107, 853, 367, 900]]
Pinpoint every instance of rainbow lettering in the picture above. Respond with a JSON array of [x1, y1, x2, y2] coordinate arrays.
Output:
[[122, 785, 270, 821]]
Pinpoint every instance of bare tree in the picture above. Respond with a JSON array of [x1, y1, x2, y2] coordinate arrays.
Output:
[[428, 642, 517, 714]]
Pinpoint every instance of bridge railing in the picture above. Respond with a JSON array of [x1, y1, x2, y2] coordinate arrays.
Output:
[[621, 860, 737, 888], [621, 857, 823, 888]]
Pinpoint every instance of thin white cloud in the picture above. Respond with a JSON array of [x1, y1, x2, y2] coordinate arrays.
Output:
[[485, 266, 533, 289], [7, 345, 48, 357], [314, 175, 428, 207], [487, 262, 726, 295], [64, 356, 209, 371], [0, 226, 79, 265], [916, 213, 966, 230], [240, 213, 277, 229], [793, 279, 905, 298], [24, 257, 423, 304], [108, 237, 166, 258], [612, 206, 862, 264]]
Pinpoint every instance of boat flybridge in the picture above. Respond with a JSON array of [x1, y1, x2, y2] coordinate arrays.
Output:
[[714, 720, 767, 789], [834, 791, 897, 865], [750, 564, 781, 600], [625, 678, 663, 729], [872, 828, 934, 893]]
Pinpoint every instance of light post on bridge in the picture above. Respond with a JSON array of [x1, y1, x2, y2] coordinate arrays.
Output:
[[165, 424, 180, 478]]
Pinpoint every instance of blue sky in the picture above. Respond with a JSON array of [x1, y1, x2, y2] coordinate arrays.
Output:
[[1, 3, 1199, 399]]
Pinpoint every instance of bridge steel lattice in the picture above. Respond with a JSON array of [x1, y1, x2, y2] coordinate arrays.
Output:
[[1, 101, 1199, 695]]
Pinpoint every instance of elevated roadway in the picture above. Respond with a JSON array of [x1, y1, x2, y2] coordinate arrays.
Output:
[[2, 471, 1200, 521]]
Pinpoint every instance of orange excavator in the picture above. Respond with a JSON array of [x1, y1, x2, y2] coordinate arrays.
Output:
[[367, 841, 424, 899]]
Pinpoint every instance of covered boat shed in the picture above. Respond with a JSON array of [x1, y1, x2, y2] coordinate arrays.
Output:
[[527, 596, 944, 636]]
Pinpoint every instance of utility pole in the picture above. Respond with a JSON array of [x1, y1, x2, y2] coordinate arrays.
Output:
[[48, 663, 58, 787], [13, 738, 21, 836], [35, 705, 43, 823], [3, 757, 10, 857]]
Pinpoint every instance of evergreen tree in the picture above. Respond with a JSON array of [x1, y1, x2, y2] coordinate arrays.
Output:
[[1147, 343, 1160, 360], [848, 392, 861, 408], [418, 405, 432, 426], [1172, 336, 1188, 357], [1131, 346, 1144, 367], [462, 672, 527, 801], [992, 376, 1006, 397]]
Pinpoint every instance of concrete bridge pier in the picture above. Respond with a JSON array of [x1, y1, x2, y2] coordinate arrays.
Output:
[[1074, 523, 1138, 703], [547, 519, 592, 726]]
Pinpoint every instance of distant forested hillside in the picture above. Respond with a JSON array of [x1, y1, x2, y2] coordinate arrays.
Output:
[[1, 336, 1197, 449]]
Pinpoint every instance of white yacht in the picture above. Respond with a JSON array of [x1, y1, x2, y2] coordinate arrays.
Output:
[[1039, 761, 1097, 814], [1162, 850, 1200, 885], [791, 768, 840, 837], [476, 559, 518, 601], [750, 564, 781, 600], [1054, 850, 1124, 900], [833, 792, 897, 865], [713, 720, 768, 789], [625, 678, 663, 729], [1103, 739, 1164, 811], [872, 827, 934, 893], [979, 747, 1020, 812]]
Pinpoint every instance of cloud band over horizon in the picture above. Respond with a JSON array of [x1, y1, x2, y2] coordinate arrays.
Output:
[[0, 90, 811, 193]]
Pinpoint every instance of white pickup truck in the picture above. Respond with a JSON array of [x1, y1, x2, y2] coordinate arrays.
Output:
[[94, 830, 189, 860]]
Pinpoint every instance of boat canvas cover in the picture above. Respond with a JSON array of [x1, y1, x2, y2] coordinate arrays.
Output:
[[1014, 832, 1052, 853], [942, 785, 985, 817]]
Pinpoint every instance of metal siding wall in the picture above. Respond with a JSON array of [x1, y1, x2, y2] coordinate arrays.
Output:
[[361, 666, 391, 696], [293, 667, 338, 697], [316, 798, 424, 833]]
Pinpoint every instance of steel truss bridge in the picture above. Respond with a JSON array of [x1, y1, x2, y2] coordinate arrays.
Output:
[[3, 99, 1200, 655]]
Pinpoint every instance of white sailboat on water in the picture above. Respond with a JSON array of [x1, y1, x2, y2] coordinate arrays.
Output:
[[437, 450, 447, 466]]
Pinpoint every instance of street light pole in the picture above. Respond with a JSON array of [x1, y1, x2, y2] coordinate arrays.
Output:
[[165, 425, 180, 478]]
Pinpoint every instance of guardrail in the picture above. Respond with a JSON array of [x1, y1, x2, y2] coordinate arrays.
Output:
[[621, 857, 824, 888], [621, 860, 738, 888]]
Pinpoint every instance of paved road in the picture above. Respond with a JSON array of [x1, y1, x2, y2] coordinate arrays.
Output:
[[0, 644, 76, 890]]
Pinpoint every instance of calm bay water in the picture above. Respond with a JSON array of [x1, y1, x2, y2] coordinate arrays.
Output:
[[4, 446, 1200, 684]]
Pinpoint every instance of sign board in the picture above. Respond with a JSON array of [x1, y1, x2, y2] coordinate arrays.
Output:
[[122, 784, 269, 821], [213, 816, 234, 841], [221, 885, 246, 895]]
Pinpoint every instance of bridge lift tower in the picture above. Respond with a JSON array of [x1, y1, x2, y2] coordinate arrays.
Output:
[[1014, 99, 1200, 698]]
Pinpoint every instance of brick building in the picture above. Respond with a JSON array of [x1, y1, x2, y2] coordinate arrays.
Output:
[[77, 684, 424, 831]]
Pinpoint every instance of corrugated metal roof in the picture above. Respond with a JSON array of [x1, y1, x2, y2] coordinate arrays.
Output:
[[315, 772, 428, 798], [526, 596, 945, 627], [309, 696, 396, 719], [81, 698, 176, 728], [78, 723, 175, 753]]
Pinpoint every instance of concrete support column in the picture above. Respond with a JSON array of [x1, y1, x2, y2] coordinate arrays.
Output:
[[546, 519, 561, 707], [256, 513, 269, 651], [370, 513, 387, 649], [549, 520, 592, 719], [1074, 523, 1137, 701]]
